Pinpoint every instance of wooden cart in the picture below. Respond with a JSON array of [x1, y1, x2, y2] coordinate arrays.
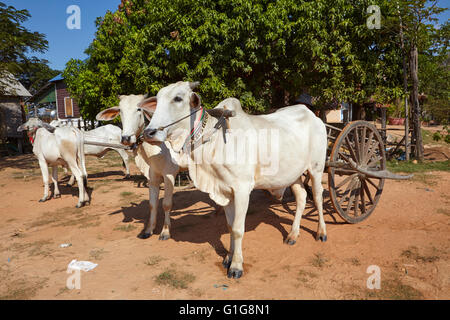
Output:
[[324, 120, 411, 224]]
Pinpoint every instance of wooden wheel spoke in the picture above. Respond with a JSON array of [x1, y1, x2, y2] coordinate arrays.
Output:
[[362, 179, 374, 205], [353, 182, 360, 216], [360, 126, 367, 162], [338, 178, 357, 206], [365, 177, 381, 191], [346, 183, 358, 216], [354, 127, 361, 163], [345, 136, 358, 163], [360, 183, 366, 214], [363, 131, 374, 164], [336, 173, 358, 189], [367, 155, 383, 168], [365, 139, 379, 166]]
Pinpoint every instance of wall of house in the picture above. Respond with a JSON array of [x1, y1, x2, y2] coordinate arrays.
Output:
[[0, 96, 23, 138], [55, 80, 80, 119]]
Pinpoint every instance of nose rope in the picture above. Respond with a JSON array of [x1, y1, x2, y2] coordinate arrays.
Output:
[[148, 107, 203, 135]]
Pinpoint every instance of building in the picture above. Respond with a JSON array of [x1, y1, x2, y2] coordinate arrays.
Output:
[[0, 72, 31, 154], [28, 74, 82, 126]]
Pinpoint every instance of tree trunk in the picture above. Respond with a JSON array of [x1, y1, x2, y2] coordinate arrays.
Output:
[[409, 44, 424, 161]]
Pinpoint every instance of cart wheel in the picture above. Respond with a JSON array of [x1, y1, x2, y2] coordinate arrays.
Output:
[[328, 121, 386, 223]]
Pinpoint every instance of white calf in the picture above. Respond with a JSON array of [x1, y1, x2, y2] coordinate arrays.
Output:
[[18, 118, 89, 208]]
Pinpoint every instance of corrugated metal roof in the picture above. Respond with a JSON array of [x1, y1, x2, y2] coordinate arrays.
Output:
[[49, 74, 64, 82], [0, 71, 31, 97]]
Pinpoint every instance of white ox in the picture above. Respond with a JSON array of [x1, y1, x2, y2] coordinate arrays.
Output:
[[141, 81, 328, 279], [17, 118, 89, 208], [96, 95, 179, 240], [50, 121, 131, 183]]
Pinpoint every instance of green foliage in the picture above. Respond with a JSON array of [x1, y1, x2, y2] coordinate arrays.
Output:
[[0, 2, 49, 94], [445, 134, 450, 144], [387, 160, 450, 173], [63, 0, 447, 121], [17, 58, 60, 94], [432, 131, 441, 141]]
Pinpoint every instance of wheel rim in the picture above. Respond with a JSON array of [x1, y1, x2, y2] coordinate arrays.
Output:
[[328, 121, 386, 223]]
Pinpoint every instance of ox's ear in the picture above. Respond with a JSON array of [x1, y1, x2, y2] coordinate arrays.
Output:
[[96, 107, 120, 121], [17, 123, 27, 132], [189, 92, 201, 109], [138, 96, 157, 120]]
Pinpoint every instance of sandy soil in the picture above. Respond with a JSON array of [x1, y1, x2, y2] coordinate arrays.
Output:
[[0, 149, 449, 300]]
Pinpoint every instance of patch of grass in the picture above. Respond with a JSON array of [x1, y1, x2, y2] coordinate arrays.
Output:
[[348, 257, 361, 266], [144, 255, 163, 266], [56, 286, 70, 297], [366, 278, 423, 300], [310, 253, 329, 268], [297, 269, 318, 282], [387, 160, 450, 173], [12, 239, 53, 257], [120, 191, 134, 197], [437, 208, 450, 216], [89, 248, 106, 260], [0, 277, 48, 300], [28, 207, 93, 229], [422, 129, 449, 146], [411, 172, 438, 185], [114, 224, 137, 232], [401, 246, 440, 263], [155, 269, 196, 289]]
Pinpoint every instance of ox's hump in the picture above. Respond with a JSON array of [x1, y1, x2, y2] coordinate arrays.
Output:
[[214, 97, 246, 116]]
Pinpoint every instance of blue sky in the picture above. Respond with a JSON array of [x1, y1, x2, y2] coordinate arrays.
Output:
[[6, 1, 450, 72], [7, 0, 121, 71]]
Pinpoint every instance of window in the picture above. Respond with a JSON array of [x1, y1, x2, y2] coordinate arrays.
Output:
[[64, 97, 73, 117]]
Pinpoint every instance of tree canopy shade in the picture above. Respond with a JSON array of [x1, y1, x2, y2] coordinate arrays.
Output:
[[0, 2, 59, 95], [63, 0, 448, 130]]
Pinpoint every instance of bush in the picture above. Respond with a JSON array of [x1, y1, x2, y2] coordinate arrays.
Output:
[[432, 131, 442, 141], [445, 134, 450, 144]]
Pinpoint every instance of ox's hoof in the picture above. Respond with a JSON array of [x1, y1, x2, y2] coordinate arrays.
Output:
[[227, 268, 243, 279], [316, 234, 327, 242], [39, 198, 48, 202], [222, 257, 232, 269], [285, 238, 297, 246], [158, 233, 170, 241], [123, 174, 131, 180], [137, 231, 152, 239], [54, 194, 61, 199], [75, 202, 85, 208]]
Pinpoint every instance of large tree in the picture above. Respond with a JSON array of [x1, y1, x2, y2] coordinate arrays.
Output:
[[0, 2, 51, 95], [64, 0, 446, 140]]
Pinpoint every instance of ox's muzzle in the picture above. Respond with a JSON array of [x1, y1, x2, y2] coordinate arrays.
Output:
[[121, 135, 136, 146], [143, 127, 165, 145]]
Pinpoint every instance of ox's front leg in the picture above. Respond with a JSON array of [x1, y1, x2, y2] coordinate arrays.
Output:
[[226, 190, 251, 279], [51, 166, 61, 198], [38, 158, 50, 202], [159, 174, 175, 241], [138, 175, 161, 239]]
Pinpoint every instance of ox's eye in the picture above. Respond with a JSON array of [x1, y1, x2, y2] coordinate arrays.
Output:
[[173, 96, 182, 103], [137, 108, 142, 112]]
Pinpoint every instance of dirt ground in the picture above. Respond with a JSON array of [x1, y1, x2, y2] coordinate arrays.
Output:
[[0, 145, 449, 300]]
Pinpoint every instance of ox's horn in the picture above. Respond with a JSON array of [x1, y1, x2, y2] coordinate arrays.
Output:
[[189, 81, 200, 90]]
